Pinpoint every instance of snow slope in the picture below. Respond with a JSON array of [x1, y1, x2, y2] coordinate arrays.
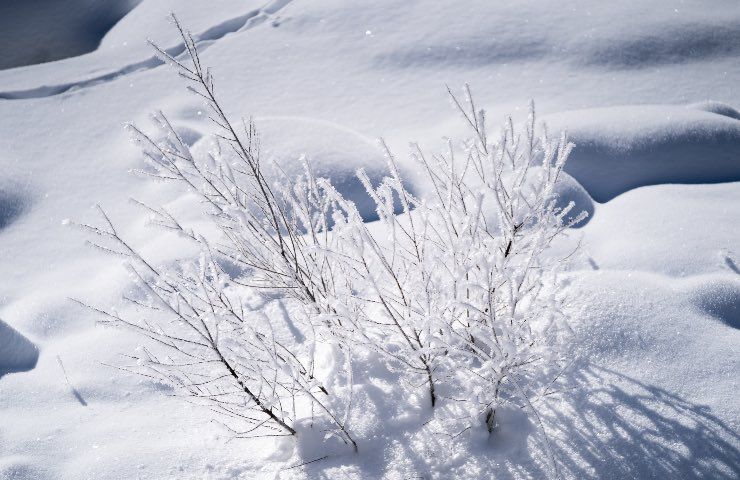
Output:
[[0, 0, 738, 478], [0, 319, 38, 377], [0, 0, 141, 70], [544, 104, 740, 201]]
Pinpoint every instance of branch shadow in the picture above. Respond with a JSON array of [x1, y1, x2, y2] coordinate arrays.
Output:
[[292, 361, 739, 479], [542, 362, 740, 479]]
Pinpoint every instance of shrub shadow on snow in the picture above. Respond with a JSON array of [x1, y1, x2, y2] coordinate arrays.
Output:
[[292, 356, 546, 479], [290, 361, 740, 479], [544, 363, 740, 479]]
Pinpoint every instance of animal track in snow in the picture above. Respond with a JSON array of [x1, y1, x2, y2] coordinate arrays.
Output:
[[0, 0, 292, 101]]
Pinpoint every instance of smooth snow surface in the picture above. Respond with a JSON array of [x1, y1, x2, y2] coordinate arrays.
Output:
[[0, 0, 738, 478]]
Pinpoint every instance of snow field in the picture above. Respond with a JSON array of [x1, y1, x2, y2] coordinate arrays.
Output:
[[0, 0, 738, 478]]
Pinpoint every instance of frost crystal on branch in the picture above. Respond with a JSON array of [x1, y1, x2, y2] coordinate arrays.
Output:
[[79, 17, 582, 460], [328, 86, 584, 435]]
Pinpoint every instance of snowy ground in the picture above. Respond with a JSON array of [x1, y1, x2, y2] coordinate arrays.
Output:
[[1, 0, 738, 478]]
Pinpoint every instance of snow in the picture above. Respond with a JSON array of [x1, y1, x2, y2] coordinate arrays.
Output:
[[548, 171, 595, 227], [580, 183, 740, 276], [543, 104, 740, 202], [0, 319, 39, 377], [187, 115, 411, 221], [0, 0, 738, 478], [0, 180, 30, 230], [0, 0, 141, 70], [689, 101, 740, 121]]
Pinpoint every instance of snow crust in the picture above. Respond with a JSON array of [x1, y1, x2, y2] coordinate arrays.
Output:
[[0, 0, 738, 478]]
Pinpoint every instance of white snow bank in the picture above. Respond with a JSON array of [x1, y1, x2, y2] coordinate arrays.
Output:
[[0, 0, 738, 478], [0, 181, 30, 231], [689, 101, 740, 121], [581, 182, 740, 277], [0, 0, 141, 70], [0, 319, 39, 375], [578, 20, 740, 69], [683, 275, 740, 329], [189, 116, 412, 221], [543, 104, 740, 202], [552, 170, 594, 227]]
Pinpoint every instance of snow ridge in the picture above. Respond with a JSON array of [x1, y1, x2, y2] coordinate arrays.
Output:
[[0, 0, 292, 101]]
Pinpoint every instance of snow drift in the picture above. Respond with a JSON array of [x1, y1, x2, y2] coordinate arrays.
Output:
[[544, 104, 740, 202], [0, 0, 739, 478], [0, 0, 141, 70], [551, 170, 594, 227], [189, 116, 413, 221], [582, 182, 740, 276], [0, 319, 39, 376], [0, 183, 30, 231]]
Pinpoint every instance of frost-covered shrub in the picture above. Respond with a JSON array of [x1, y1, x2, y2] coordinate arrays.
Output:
[[77, 17, 357, 450], [322, 86, 585, 433], [80, 17, 583, 453]]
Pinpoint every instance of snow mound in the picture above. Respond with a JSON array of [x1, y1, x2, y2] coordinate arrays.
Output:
[[193, 116, 411, 221], [258, 117, 413, 221], [688, 101, 740, 121], [493, 167, 594, 227], [0, 319, 39, 376], [0, 0, 141, 70], [581, 183, 740, 277], [580, 21, 740, 69], [0, 182, 29, 231], [552, 170, 594, 227], [684, 276, 740, 329], [543, 104, 740, 202]]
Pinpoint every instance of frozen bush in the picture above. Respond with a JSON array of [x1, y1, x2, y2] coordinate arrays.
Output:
[[76, 16, 357, 450], [325, 86, 585, 434], [79, 17, 583, 456]]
